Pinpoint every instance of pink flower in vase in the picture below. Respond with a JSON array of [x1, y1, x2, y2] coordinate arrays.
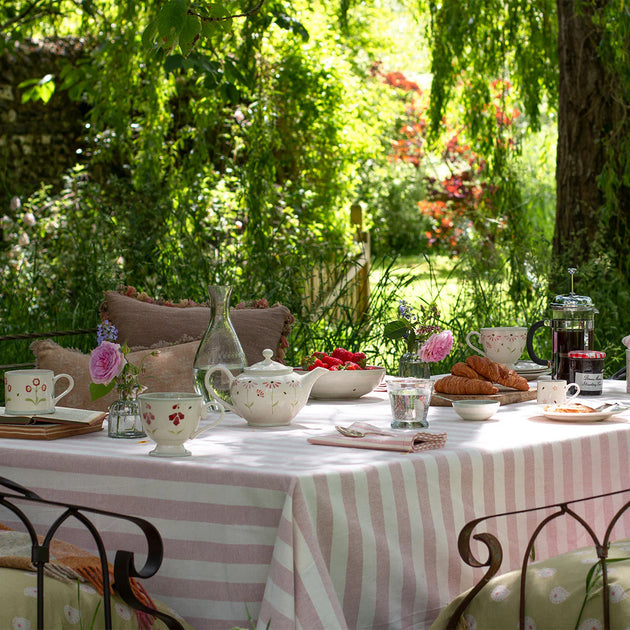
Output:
[[418, 330, 454, 363], [89, 340, 126, 384]]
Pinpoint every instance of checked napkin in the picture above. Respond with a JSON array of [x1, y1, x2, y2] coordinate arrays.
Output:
[[307, 422, 447, 453]]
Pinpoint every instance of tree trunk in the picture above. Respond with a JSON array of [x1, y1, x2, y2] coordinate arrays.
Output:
[[553, 0, 611, 270]]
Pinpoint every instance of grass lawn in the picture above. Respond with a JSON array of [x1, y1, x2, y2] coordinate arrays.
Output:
[[371, 254, 463, 325]]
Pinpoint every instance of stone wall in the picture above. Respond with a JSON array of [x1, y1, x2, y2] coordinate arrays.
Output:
[[0, 38, 87, 214]]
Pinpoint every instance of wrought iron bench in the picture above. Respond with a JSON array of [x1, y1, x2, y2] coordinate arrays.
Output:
[[432, 488, 630, 630], [0, 329, 97, 370], [0, 475, 185, 629]]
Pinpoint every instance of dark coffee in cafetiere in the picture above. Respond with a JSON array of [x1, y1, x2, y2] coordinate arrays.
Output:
[[526, 268, 598, 382]]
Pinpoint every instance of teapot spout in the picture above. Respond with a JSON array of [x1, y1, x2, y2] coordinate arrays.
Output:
[[299, 366, 327, 396]]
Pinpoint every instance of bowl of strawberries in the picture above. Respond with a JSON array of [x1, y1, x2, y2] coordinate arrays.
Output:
[[297, 348, 386, 399]]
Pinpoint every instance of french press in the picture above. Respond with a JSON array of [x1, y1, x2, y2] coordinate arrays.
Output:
[[526, 268, 598, 381]]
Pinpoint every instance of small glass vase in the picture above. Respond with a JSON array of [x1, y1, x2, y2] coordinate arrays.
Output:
[[107, 390, 145, 439], [398, 350, 431, 379], [193, 285, 247, 406]]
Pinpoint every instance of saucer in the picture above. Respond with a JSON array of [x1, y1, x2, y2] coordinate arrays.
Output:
[[514, 361, 551, 380]]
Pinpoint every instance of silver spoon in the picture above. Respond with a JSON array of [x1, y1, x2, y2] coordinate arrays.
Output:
[[335, 425, 392, 438], [594, 402, 629, 413]]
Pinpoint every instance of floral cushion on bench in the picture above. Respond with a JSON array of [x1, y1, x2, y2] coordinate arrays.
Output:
[[430, 539, 630, 630], [0, 567, 191, 630]]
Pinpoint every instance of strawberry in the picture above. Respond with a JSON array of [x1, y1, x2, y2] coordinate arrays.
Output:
[[341, 361, 361, 370], [332, 347, 354, 363], [307, 358, 327, 371], [321, 355, 344, 368], [351, 352, 367, 368]]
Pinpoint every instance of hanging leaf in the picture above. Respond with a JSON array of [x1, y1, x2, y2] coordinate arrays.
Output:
[[142, 19, 159, 52], [179, 13, 202, 57], [157, 0, 188, 51]]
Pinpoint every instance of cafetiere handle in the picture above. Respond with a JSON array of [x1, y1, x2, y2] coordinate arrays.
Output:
[[526, 320, 550, 366]]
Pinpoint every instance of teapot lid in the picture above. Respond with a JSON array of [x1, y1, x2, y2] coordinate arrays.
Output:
[[550, 267, 597, 312], [243, 348, 293, 376]]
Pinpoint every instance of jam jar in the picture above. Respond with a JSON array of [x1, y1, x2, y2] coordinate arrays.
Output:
[[568, 350, 605, 396]]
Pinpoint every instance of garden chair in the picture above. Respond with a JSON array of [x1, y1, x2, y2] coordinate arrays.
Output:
[[0, 474, 190, 629], [431, 488, 630, 630]]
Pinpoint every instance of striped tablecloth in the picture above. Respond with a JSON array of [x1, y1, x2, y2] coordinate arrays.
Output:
[[1, 381, 630, 629]]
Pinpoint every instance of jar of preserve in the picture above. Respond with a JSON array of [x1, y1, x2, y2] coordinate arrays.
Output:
[[568, 350, 605, 396]]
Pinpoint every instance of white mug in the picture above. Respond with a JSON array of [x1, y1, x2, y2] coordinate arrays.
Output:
[[537, 379, 581, 406], [3, 369, 74, 415], [138, 392, 224, 457], [466, 326, 527, 368]]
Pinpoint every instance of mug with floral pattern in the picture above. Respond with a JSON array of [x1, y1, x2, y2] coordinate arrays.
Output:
[[4, 369, 74, 415]]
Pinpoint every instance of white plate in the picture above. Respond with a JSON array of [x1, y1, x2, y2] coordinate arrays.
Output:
[[543, 409, 627, 422]]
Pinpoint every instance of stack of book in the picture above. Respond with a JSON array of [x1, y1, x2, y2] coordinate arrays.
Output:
[[0, 407, 106, 440]]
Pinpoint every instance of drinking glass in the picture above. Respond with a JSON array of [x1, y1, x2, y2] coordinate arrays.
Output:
[[387, 377, 433, 429]]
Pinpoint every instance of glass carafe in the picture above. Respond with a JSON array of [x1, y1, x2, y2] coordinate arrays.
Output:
[[193, 285, 247, 406]]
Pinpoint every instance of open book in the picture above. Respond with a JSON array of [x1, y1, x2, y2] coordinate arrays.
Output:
[[0, 407, 105, 426], [0, 407, 106, 440]]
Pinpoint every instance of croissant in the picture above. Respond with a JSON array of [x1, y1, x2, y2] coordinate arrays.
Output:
[[465, 356, 501, 382], [434, 375, 499, 395], [496, 364, 529, 391], [451, 362, 488, 380]]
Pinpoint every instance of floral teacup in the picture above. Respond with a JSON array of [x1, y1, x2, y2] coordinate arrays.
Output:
[[137, 392, 223, 457], [465, 327, 527, 368]]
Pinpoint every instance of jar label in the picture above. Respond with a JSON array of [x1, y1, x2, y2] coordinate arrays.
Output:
[[575, 372, 603, 391]]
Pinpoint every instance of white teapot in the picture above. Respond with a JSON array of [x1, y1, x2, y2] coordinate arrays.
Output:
[[204, 349, 326, 426]]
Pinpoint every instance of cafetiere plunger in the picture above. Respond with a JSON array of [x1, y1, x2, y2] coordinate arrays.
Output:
[[526, 268, 598, 381]]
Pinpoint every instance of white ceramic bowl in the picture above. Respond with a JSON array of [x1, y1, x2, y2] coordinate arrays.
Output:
[[296, 367, 386, 400], [452, 399, 500, 421]]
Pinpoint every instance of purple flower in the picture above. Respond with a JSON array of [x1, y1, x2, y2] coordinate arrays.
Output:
[[418, 330, 453, 363], [96, 320, 119, 344], [89, 341, 126, 384]]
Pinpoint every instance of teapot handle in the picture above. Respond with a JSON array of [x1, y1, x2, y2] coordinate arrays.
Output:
[[526, 320, 550, 367], [204, 365, 238, 415]]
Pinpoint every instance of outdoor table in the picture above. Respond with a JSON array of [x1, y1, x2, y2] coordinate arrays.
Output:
[[1, 380, 630, 630]]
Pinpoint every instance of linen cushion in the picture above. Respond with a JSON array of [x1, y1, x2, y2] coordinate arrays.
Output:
[[430, 539, 630, 629], [32, 339, 197, 412], [0, 566, 192, 629], [101, 290, 293, 365]]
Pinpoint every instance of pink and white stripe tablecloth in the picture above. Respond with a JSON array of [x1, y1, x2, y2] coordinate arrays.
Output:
[[1, 381, 630, 629]]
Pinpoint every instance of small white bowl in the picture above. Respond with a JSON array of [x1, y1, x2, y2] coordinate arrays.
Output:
[[452, 399, 500, 421]]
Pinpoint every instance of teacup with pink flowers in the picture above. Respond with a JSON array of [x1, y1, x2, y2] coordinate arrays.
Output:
[[4, 369, 74, 415], [137, 392, 224, 457], [465, 326, 527, 368]]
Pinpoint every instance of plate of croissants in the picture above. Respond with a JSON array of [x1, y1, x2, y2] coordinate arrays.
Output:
[[432, 355, 535, 406]]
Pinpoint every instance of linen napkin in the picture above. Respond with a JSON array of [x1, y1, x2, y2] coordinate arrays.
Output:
[[307, 422, 447, 453]]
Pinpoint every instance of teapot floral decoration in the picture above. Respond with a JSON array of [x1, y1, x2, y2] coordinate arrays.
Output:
[[204, 349, 326, 426]]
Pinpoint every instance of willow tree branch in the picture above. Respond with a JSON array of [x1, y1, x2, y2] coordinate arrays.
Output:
[[0, 0, 56, 33]]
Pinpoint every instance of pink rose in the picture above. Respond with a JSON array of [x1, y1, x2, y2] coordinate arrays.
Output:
[[89, 341, 126, 384], [418, 330, 453, 363]]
